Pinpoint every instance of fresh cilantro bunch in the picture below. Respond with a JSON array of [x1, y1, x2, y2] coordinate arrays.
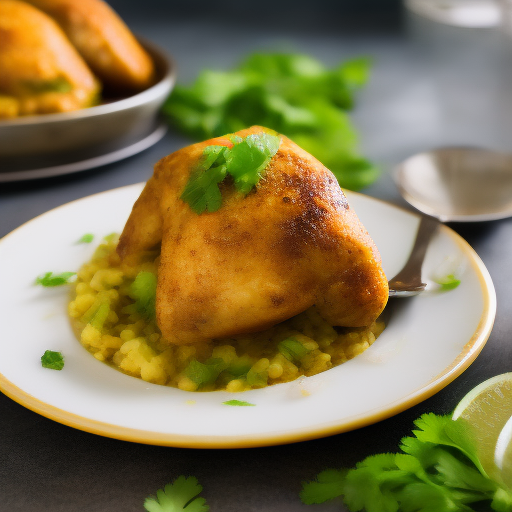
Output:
[[300, 413, 512, 512], [181, 131, 280, 214], [164, 53, 378, 191], [144, 476, 209, 512]]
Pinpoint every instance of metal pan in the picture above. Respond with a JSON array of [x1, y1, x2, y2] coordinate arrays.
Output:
[[0, 39, 176, 181]]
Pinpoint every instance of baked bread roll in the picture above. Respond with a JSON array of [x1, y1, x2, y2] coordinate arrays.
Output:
[[0, 0, 100, 118], [25, 0, 156, 93]]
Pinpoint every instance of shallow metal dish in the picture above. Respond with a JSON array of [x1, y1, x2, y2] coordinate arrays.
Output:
[[0, 39, 175, 182]]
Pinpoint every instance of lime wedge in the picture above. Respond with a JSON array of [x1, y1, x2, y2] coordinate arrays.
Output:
[[496, 415, 512, 489], [452, 373, 512, 483]]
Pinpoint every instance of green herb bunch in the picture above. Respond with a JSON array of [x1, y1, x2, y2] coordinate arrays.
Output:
[[164, 53, 377, 191], [181, 131, 280, 214], [301, 413, 512, 512]]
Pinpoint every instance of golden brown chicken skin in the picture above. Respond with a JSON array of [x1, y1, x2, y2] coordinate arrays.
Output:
[[0, 0, 100, 118], [24, 0, 155, 93], [118, 126, 389, 345]]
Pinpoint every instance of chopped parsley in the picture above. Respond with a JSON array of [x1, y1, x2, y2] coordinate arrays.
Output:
[[181, 131, 280, 214], [76, 233, 94, 244], [35, 272, 76, 287], [41, 350, 64, 370], [226, 132, 281, 194], [164, 52, 378, 190], [223, 400, 255, 407], [180, 147, 228, 214], [300, 412, 512, 512], [144, 476, 209, 512], [434, 273, 461, 290]]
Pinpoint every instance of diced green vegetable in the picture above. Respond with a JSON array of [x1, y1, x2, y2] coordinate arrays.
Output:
[[41, 350, 64, 370], [434, 273, 461, 290], [89, 302, 110, 331], [144, 475, 209, 512], [225, 356, 253, 379], [278, 337, 311, 363], [223, 400, 255, 406], [164, 52, 378, 191], [76, 233, 94, 244], [184, 358, 228, 387], [245, 366, 268, 388], [80, 294, 110, 330], [35, 272, 76, 287], [128, 271, 157, 320]]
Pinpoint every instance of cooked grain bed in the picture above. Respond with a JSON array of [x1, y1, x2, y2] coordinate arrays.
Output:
[[69, 236, 385, 392]]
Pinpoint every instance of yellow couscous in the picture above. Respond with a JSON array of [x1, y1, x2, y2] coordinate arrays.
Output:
[[68, 235, 385, 392]]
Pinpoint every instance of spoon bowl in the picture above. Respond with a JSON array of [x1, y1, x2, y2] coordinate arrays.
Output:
[[395, 147, 512, 222]]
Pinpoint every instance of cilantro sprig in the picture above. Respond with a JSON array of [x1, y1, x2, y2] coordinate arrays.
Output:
[[164, 52, 378, 190], [300, 413, 512, 512], [181, 132, 280, 214], [144, 476, 209, 512]]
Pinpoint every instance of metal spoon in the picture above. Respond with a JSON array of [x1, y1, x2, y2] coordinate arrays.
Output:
[[395, 147, 512, 223], [388, 145, 512, 297], [388, 215, 440, 297]]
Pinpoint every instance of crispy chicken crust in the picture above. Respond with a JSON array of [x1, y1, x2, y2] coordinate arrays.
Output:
[[0, 0, 100, 118], [118, 126, 389, 344], [24, 0, 155, 92]]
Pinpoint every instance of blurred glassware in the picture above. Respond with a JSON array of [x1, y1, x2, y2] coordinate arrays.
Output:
[[404, 0, 501, 27], [501, 0, 512, 32], [395, 147, 512, 222]]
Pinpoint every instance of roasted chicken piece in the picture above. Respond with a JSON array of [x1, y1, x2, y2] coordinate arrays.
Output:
[[118, 126, 389, 345], [0, 0, 100, 118], [24, 0, 155, 93]]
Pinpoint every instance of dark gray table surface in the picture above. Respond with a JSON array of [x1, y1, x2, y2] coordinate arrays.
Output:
[[1, 7, 512, 512]]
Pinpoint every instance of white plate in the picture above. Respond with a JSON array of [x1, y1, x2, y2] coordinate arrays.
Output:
[[0, 184, 496, 448]]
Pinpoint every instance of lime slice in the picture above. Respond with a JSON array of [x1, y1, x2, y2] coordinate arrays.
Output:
[[495, 415, 512, 489], [452, 373, 512, 483]]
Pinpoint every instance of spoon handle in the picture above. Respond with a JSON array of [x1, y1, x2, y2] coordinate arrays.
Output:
[[388, 215, 440, 297]]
